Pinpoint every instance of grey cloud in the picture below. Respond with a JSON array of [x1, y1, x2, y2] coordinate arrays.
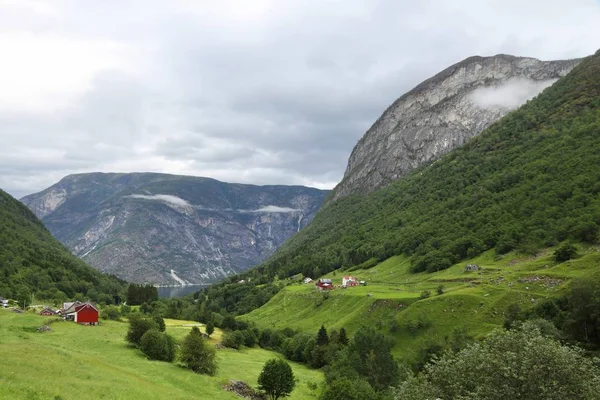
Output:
[[1, 0, 599, 197]]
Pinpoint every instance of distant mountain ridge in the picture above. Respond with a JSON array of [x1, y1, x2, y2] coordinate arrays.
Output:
[[21, 173, 328, 285], [330, 54, 581, 202]]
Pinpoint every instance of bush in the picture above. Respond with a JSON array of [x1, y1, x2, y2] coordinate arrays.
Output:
[[553, 243, 578, 262], [419, 290, 431, 300], [153, 315, 166, 332], [436, 285, 445, 295], [101, 306, 121, 321], [180, 327, 217, 375], [321, 377, 379, 400], [139, 329, 176, 362], [126, 315, 157, 346], [222, 330, 245, 349]]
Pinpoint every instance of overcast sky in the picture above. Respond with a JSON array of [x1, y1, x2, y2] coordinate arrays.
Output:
[[1, 0, 599, 198]]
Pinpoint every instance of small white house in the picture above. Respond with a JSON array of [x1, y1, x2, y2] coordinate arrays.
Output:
[[0, 297, 9, 308], [304, 277, 313, 284]]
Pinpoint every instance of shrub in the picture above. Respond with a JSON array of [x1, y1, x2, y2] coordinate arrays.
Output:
[[101, 306, 121, 321], [419, 290, 431, 300], [126, 315, 157, 346], [553, 243, 578, 262], [222, 330, 245, 349], [139, 329, 175, 362]]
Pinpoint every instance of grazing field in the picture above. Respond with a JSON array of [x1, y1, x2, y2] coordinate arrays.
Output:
[[0, 311, 322, 400], [244, 246, 600, 361]]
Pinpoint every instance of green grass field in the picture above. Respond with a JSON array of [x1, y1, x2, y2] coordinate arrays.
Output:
[[244, 246, 600, 360], [0, 311, 322, 400]]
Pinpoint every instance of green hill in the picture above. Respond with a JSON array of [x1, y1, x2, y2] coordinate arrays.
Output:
[[0, 189, 125, 304]]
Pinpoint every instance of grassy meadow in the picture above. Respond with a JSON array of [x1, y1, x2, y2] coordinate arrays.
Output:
[[244, 245, 600, 361], [0, 311, 322, 400]]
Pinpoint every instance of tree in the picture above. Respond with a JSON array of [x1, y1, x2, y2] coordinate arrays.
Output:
[[553, 243, 578, 262], [180, 327, 218, 375], [153, 315, 166, 332], [338, 327, 349, 346], [126, 315, 157, 346], [258, 358, 295, 400], [394, 322, 600, 400], [140, 329, 176, 362], [436, 285, 445, 295], [346, 326, 399, 391], [205, 321, 214, 337], [316, 325, 329, 346]]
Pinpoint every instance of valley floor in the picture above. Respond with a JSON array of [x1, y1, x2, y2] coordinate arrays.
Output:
[[0, 311, 322, 400]]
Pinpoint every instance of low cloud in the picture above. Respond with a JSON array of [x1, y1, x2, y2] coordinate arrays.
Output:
[[253, 205, 301, 213], [469, 78, 557, 109], [127, 194, 191, 207]]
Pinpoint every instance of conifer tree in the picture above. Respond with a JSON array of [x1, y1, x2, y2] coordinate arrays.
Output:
[[316, 325, 329, 346]]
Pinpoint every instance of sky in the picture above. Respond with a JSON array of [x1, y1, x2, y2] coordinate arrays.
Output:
[[1, 0, 599, 198]]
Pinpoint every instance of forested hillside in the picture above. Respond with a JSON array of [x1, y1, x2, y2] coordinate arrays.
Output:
[[198, 50, 600, 316], [0, 189, 125, 304]]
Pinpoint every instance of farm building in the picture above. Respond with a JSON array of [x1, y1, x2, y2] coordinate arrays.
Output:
[[304, 277, 313, 284], [465, 264, 480, 272], [316, 279, 333, 290], [39, 308, 55, 316], [342, 276, 358, 287], [0, 297, 8, 308], [64, 302, 99, 325]]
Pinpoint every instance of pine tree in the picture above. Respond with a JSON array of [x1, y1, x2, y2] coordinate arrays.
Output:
[[205, 321, 215, 337], [316, 325, 329, 346], [338, 327, 349, 346]]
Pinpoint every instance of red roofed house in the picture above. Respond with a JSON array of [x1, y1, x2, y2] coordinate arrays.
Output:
[[39, 308, 55, 316], [342, 276, 358, 287], [316, 278, 334, 290]]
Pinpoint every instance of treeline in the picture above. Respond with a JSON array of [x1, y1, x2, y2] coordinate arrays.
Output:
[[0, 189, 125, 305], [126, 284, 158, 305]]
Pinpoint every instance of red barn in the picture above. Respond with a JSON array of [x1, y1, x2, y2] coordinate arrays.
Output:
[[316, 279, 334, 290], [39, 308, 55, 316], [73, 303, 99, 325]]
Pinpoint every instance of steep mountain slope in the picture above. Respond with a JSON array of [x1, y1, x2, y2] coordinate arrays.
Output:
[[246, 50, 600, 282], [21, 173, 328, 285], [0, 188, 124, 303], [330, 54, 581, 202]]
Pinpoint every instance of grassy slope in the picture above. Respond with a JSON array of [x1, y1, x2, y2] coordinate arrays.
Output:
[[0, 311, 322, 400], [244, 245, 600, 361]]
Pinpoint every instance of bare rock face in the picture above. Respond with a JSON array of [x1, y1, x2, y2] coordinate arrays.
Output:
[[21, 173, 327, 285], [330, 54, 581, 202]]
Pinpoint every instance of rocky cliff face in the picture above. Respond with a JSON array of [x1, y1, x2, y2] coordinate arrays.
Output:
[[21, 173, 327, 285], [330, 54, 581, 202]]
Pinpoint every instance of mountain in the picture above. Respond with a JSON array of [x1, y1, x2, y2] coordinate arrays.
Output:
[[330, 54, 581, 202], [21, 173, 328, 285], [200, 49, 600, 324], [0, 188, 124, 303]]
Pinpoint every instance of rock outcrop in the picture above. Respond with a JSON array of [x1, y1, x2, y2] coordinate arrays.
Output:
[[21, 173, 327, 285], [330, 54, 581, 202]]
